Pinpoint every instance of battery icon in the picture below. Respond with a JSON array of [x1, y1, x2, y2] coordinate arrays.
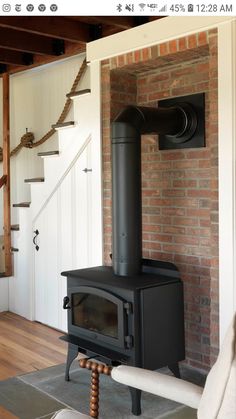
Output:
[[188, 4, 194, 11]]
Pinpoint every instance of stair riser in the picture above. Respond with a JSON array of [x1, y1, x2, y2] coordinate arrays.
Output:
[[30, 95, 92, 220]]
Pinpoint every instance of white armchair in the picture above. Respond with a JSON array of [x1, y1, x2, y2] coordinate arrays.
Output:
[[112, 312, 236, 419], [53, 313, 236, 419]]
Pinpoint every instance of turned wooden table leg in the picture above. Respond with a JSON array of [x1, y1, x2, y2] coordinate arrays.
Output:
[[79, 359, 112, 419]]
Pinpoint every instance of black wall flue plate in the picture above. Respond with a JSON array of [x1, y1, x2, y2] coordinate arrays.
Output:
[[158, 93, 205, 150]]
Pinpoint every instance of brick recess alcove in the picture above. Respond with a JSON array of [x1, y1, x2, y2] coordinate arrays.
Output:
[[101, 29, 218, 371]]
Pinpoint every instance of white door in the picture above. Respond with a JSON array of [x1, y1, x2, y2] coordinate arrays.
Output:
[[34, 142, 93, 331]]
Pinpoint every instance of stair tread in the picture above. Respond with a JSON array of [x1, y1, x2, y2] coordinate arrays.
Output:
[[24, 177, 44, 183], [13, 202, 31, 208], [66, 89, 91, 99], [37, 150, 59, 157], [11, 224, 20, 231], [51, 121, 75, 129]]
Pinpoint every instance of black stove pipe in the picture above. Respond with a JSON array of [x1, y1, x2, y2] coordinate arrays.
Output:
[[111, 104, 195, 276]]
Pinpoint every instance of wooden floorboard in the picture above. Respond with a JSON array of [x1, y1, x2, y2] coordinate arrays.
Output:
[[0, 312, 67, 381], [0, 406, 18, 419]]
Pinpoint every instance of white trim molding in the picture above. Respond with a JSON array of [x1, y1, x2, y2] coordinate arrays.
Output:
[[87, 16, 234, 62], [87, 16, 236, 345], [218, 19, 236, 342]]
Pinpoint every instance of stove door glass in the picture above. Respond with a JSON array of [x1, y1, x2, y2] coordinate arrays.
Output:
[[72, 292, 118, 339]]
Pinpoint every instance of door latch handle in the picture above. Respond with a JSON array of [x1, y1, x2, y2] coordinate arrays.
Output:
[[33, 229, 39, 251], [83, 168, 92, 173]]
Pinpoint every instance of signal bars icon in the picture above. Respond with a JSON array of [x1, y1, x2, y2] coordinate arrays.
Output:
[[159, 4, 167, 12]]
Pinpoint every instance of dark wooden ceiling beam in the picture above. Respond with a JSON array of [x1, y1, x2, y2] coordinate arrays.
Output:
[[88, 16, 134, 29], [0, 48, 33, 66], [0, 17, 90, 43], [0, 16, 166, 75], [72, 16, 162, 29], [7, 41, 85, 75], [0, 27, 62, 55], [0, 64, 7, 73]]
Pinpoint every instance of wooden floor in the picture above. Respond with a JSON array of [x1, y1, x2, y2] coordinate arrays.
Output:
[[0, 406, 18, 419], [0, 311, 68, 381]]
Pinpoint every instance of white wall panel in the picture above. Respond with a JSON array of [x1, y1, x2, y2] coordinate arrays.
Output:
[[58, 174, 73, 330], [0, 53, 89, 217], [43, 193, 59, 329], [9, 53, 89, 204], [8, 208, 33, 318], [0, 278, 8, 312], [0, 54, 90, 312], [34, 141, 92, 330], [74, 146, 90, 268], [34, 208, 47, 323]]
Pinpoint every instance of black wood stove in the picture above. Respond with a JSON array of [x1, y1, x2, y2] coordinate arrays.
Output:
[[61, 104, 190, 415], [61, 260, 184, 415]]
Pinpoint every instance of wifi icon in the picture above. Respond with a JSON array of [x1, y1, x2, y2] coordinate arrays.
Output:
[[139, 3, 146, 11]]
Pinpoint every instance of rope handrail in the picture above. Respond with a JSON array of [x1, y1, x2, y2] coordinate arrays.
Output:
[[0, 175, 7, 188], [0, 58, 87, 161]]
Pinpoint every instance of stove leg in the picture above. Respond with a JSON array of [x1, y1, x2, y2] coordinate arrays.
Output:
[[65, 343, 78, 381], [128, 387, 142, 416], [168, 363, 181, 378]]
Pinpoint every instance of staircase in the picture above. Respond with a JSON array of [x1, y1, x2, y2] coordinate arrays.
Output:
[[8, 60, 102, 321], [12, 84, 91, 220]]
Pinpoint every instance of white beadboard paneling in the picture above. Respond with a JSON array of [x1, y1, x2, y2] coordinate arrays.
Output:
[[0, 53, 88, 206], [34, 209, 47, 324], [74, 146, 90, 268], [44, 194, 59, 329], [8, 207, 33, 318], [6, 57, 102, 322], [0, 187, 3, 234], [59, 172, 74, 271], [34, 140, 92, 330], [34, 193, 59, 328], [31, 97, 93, 222], [0, 242, 4, 273], [89, 61, 103, 266], [0, 54, 90, 313], [58, 173, 74, 331], [0, 278, 9, 312]]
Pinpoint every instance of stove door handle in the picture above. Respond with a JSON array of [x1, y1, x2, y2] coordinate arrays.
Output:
[[63, 296, 71, 309]]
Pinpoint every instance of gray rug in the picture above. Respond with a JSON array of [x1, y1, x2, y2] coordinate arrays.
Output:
[[0, 361, 204, 419]]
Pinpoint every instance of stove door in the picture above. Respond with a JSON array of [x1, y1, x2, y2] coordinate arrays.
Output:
[[67, 286, 128, 349]]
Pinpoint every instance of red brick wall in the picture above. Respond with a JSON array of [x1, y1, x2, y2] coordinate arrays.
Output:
[[101, 29, 218, 371]]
